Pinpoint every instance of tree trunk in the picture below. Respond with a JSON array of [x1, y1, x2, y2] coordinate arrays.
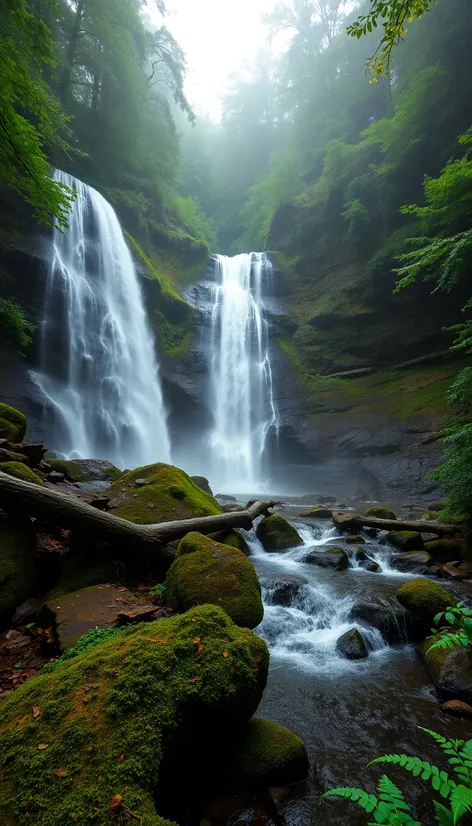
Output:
[[60, 0, 85, 105], [333, 512, 459, 536], [0, 471, 277, 557]]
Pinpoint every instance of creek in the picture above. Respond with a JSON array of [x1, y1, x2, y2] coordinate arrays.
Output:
[[238, 510, 472, 826]]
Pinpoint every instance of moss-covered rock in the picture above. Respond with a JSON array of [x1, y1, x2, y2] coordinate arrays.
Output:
[[388, 531, 423, 551], [299, 506, 332, 518], [366, 506, 396, 520], [0, 402, 27, 442], [256, 514, 303, 552], [107, 463, 222, 524], [304, 546, 349, 570], [47, 458, 122, 484], [0, 605, 269, 826], [345, 535, 365, 544], [0, 448, 28, 464], [390, 551, 434, 574], [215, 718, 309, 790], [335, 627, 368, 660], [396, 578, 453, 633], [0, 515, 36, 625], [165, 533, 263, 629], [0, 461, 43, 485], [418, 640, 472, 705], [210, 529, 250, 555], [424, 539, 462, 564]]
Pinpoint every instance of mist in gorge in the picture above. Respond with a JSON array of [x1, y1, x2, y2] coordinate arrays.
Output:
[[1, 2, 472, 825]]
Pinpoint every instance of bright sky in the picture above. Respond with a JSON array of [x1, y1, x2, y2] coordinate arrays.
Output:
[[147, 0, 282, 120]]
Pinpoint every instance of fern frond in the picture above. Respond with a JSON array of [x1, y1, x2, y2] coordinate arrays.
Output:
[[322, 787, 378, 813], [434, 800, 454, 826], [376, 776, 421, 824], [370, 753, 453, 798], [450, 784, 472, 824]]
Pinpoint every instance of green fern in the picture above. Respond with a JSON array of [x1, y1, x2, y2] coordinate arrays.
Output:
[[427, 604, 472, 653], [323, 728, 472, 825]]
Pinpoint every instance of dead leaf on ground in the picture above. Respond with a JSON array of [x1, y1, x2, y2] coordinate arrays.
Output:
[[32, 705, 40, 719], [53, 767, 68, 777], [110, 794, 123, 812], [223, 650, 229, 658], [37, 743, 48, 750]]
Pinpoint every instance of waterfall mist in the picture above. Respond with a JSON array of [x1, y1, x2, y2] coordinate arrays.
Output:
[[208, 252, 278, 492], [32, 170, 171, 469]]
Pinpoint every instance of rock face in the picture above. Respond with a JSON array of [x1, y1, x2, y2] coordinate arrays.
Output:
[[0, 515, 36, 626], [38, 584, 149, 650], [0, 403, 27, 442], [107, 462, 222, 524], [256, 515, 303, 552], [0, 605, 270, 826], [190, 475, 213, 495], [335, 627, 368, 660], [304, 546, 349, 571], [390, 551, 434, 574], [418, 641, 472, 705], [165, 532, 264, 629], [388, 531, 423, 551]]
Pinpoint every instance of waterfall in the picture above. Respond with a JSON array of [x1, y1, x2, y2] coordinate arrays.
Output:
[[209, 252, 278, 491], [33, 170, 171, 469]]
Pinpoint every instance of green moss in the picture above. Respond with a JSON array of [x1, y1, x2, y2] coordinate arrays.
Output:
[[424, 539, 462, 563], [256, 514, 303, 552], [0, 605, 269, 826], [396, 578, 453, 624], [0, 449, 28, 464], [366, 506, 396, 520], [388, 531, 423, 551], [165, 533, 263, 629], [0, 515, 36, 623], [299, 507, 333, 518], [0, 402, 27, 442], [211, 529, 249, 555], [1, 461, 43, 485], [108, 463, 222, 524]]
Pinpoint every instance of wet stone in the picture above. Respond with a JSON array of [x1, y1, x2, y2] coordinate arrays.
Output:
[[336, 628, 368, 660]]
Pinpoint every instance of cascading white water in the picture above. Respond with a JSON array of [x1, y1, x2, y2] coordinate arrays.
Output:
[[33, 170, 171, 469], [209, 252, 278, 491]]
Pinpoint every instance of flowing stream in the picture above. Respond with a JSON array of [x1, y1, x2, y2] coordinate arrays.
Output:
[[33, 170, 170, 469], [209, 253, 278, 491], [236, 512, 472, 826]]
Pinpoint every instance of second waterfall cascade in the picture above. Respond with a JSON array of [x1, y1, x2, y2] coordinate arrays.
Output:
[[33, 170, 171, 469], [209, 252, 278, 491]]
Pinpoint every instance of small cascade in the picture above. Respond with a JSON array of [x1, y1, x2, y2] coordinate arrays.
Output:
[[33, 170, 171, 469], [209, 252, 278, 491]]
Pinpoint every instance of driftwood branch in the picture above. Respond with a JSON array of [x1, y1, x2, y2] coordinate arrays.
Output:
[[0, 471, 276, 556], [334, 512, 459, 536]]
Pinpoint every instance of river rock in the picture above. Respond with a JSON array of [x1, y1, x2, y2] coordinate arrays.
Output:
[[165, 532, 263, 628], [332, 513, 359, 532], [299, 506, 333, 518], [0, 605, 269, 826], [191, 475, 213, 495], [304, 546, 349, 571], [256, 514, 303, 552], [361, 559, 382, 572], [38, 584, 147, 649], [268, 581, 301, 606], [345, 535, 365, 544], [440, 699, 472, 720], [390, 551, 434, 574], [424, 539, 462, 563], [335, 627, 368, 660], [418, 641, 472, 705], [47, 470, 65, 483], [349, 598, 411, 644], [388, 531, 423, 551], [366, 506, 396, 520], [396, 578, 453, 636], [216, 494, 237, 502], [11, 597, 40, 628]]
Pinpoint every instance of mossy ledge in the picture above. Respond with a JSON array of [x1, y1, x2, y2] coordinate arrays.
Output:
[[0, 605, 269, 826], [0, 402, 27, 442], [0, 461, 43, 485]]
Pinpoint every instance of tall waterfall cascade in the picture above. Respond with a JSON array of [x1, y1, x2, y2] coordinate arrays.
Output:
[[33, 170, 171, 469], [209, 252, 278, 491]]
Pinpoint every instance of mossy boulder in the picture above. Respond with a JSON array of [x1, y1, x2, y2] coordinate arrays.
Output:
[[390, 551, 434, 575], [335, 627, 368, 660], [424, 539, 462, 564], [304, 546, 349, 570], [0, 515, 36, 625], [0, 402, 27, 442], [107, 463, 222, 524], [190, 475, 213, 496], [0, 605, 269, 826], [210, 529, 250, 555], [299, 506, 332, 518], [256, 514, 303, 552], [345, 535, 365, 544], [0, 461, 43, 485], [396, 578, 453, 638], [47, 458, 122, 484], [165, 533, 263, 629], [0, 448, 28, 464], [366, 506, 396, 520], [388, 531, 423, 551], [214, 718, 309, 790]]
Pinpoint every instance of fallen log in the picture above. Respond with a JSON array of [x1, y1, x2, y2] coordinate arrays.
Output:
[[333, 512, 460, 536], [0, 470, 277, 557]]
